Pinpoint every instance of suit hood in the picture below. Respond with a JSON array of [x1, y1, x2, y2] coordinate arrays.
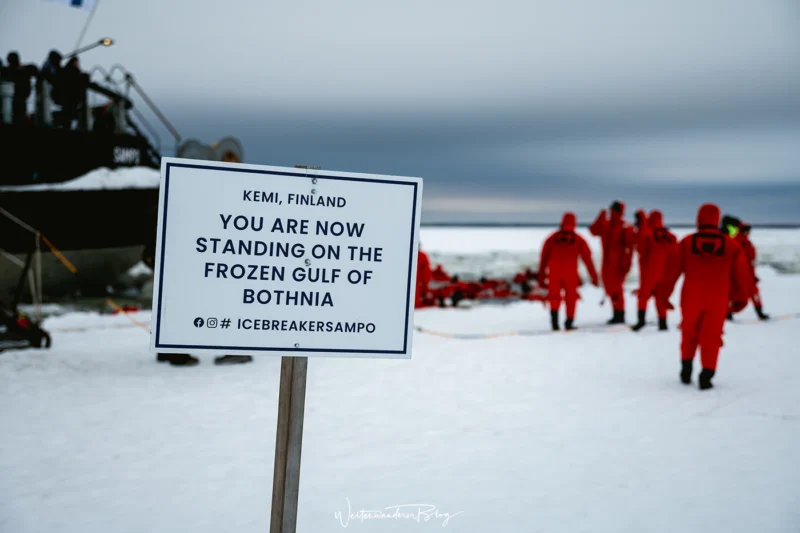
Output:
[[610, 200, 625, 222], [634, 209, 647, 229], [697, 203, 721, 230], [561, 212, 577, 231], [648, 210, 664, 228]]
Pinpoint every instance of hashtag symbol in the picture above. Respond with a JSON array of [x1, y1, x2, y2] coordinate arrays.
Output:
[[221, 318, 231, 329]]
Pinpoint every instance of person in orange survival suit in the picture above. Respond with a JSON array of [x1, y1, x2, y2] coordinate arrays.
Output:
[[633, 209, 651, 274], [632, 210, 678, 331], [657, 203, 753, 390], [477, 277, 518, 299], [539, 212, 600, 330], [431, 264, 451, 283], [736, 222, 769, 321], [590, 201, 635, 324], [631, 209, 651, 323], [512, 268, 537, 286], [427, 264, 451, 307], [513, 268, 537, 296], [415, 247, 432, 308]]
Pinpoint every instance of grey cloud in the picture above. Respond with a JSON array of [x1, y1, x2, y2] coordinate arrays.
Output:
[[1, 0, 798, 223]]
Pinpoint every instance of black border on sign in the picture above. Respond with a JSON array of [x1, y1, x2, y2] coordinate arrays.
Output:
[[153, 162, 418, 354]]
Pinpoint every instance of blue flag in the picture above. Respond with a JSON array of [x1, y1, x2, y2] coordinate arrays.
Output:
[[44, 0, 96, 9]]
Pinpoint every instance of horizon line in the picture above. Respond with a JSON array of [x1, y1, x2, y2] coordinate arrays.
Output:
[[421, 222, 800, 229]]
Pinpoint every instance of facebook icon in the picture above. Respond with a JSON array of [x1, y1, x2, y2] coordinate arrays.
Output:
[[193, 317, 204, 328]]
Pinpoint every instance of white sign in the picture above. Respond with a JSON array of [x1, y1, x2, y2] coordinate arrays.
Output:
[[149, 158, 423, 359]]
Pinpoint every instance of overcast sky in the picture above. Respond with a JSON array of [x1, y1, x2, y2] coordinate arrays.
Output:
[[2, 0, 799, 223]]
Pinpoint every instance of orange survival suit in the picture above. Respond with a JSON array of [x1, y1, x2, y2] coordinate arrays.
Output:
[[735, 223, 769, 320], [632, 210, 678, 331], [657, 203, 752, 390], [589, 201, 635, 324], [539, 212, 599, 330], [633, 209, 651, 282], [415, 249, 432, 308], [431, 264, 451, 283]]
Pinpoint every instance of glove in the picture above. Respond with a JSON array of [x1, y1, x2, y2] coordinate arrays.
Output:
[[730, 300, 747, 313]]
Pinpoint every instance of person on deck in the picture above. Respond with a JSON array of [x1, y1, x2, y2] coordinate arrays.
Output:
[[589, 201, 635, 324], [735, 222, 769, 321], [39, 50, 62, 112], [632, 210, 678, 331], [539, 212, 599, 331], [657, 203, 752, 390], [57, 56, 89, 129], [4, 52, 38, 125]]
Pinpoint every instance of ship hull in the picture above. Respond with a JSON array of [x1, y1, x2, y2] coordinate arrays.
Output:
[[0, 246, 145, 300], [0, 188, 158, 300]]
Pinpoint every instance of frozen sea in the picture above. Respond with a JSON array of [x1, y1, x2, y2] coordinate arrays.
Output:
[[1, 227, 799, 533]]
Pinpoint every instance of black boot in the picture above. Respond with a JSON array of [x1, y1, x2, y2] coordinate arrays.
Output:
[[607, 310, 625, 325], [699, 368, 715, 390], [755, 306, 770, 320], [631, 310, 646, 331], [564, 317, 577, 330], [680, 360, 692, 384], [550, 310, 560, 331], [160, 353, 199, 366], [214, 355, 253, 365], [452, 290, 464, 307], [658, 318, 668, 331]]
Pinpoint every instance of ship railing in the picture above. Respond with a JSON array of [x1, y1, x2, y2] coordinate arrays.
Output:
[[88, 66, 164, 160], [1, 65, 176, 165], [86, 65, 127, 133], [106, 64, 182, 150], [23, 72, 131, 133], [0, 80, 13, 125]]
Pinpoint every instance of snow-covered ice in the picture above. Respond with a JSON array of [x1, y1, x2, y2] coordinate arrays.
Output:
[[0, 167, 160, 192], [421, 226, 800, 277], [1, 229, 799, 533]]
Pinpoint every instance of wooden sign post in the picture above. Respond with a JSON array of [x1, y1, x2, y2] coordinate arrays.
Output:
[[270, 356, 308, 533]]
